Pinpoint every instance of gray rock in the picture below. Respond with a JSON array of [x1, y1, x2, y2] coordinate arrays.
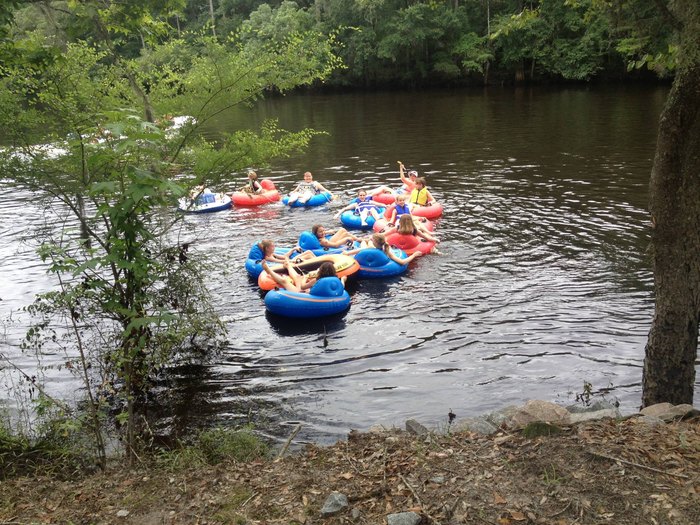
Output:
[[320, 491, 349, 516], [640, 402, 674, 418], [351, 507, 362, 519], [567, 408, 621, 424], [405, 419, 429, 436], [567, 399, 619, 414], [453, 417, 499, 435], [116, 510, 129, 518], [637, 415, 665, 427], [640, 403, 697, 421], [387, 511, 423, 525], [505, 400, 569, 429], [485, 405, 519, 427]]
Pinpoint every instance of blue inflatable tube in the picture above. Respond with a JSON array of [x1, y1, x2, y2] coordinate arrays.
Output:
[[297, 231, 358, 256], [339, 207, 386, 230], [354, 248, 409, 279], [282, 191, 333, 207], [264, 277, 351, 318], [245, 245, 299, 279]]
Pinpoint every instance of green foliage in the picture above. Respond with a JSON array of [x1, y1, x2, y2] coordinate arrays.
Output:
[[454, 32, 493, 75], [605, 0, 678, 77], [0, 396, 101, 479], [490, 0, 611, 81], [0, 1, 341, 464], [241, 1, 314, 45], [156, 426, 269, 470], [196, 426, 269, 464], [4, 0, 689, 87]]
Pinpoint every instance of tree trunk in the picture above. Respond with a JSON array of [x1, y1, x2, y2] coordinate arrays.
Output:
[[642, 63, 700, 406], [208, 0, 216, 38]]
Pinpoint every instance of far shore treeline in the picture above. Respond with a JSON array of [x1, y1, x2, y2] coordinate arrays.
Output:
[[3, 0, 677, 89]]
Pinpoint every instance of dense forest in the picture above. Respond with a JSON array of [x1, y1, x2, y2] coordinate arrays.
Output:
[[4, 0, 676, 88]]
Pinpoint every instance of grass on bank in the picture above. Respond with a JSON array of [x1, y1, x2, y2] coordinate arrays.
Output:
[[1, 416, 269, 479]]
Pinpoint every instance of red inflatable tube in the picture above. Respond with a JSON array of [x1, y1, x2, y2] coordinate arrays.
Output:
[[410, 202, 443, 219], [385, 232, 436, 255], [231, 179, 281, 207], [373, 217, 434, 233]]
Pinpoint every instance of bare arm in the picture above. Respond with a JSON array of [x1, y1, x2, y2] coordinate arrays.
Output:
[[314, 181, 331, 194], [334, 202, 357, 218], [389, 250, 420, 265], [398, 161, 407, 184], [321, 238, 347, 248], [416, 229, 438, 243]]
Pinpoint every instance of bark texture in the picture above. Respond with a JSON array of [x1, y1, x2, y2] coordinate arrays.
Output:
[[642, 63, 700, 406]]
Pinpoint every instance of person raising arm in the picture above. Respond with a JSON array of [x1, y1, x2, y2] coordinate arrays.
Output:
[[398, 161, 418, 193], [262, 260, 345, 292]]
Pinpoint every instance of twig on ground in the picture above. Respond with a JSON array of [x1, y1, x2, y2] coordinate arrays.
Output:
[[240, 491, 258, 508], [341, 441, 374, 479], [398, 472, 422, 508], [276, 424, 301, 461], [586, 450, 689, 479], [547, 499, 572, 518]]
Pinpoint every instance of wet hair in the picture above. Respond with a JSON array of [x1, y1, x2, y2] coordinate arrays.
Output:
[[311, 224, 324, 238], [259, 239, 274, 254], [397, 214, 415, 235], [414, 177, 426, 187], [372, 233, 388, 252], [317, 261, 337, 278], [303, 171, 313, 179]]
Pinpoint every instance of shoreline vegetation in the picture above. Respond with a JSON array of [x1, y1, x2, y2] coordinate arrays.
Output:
[[1, 400, 698, 524], [3, 1, 679, 90]]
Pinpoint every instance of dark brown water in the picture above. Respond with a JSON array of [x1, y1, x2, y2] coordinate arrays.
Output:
[[3, 85, 693, 445]]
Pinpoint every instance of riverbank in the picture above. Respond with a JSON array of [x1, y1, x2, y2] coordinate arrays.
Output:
[[1, 403, 698, 525]]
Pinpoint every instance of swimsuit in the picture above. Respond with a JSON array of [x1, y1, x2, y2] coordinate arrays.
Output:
[[295, 182, 318, 194], [355, 197, 377, 214]]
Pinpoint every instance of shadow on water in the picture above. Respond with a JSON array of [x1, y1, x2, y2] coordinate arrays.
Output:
[[265, 310, 348, 338]]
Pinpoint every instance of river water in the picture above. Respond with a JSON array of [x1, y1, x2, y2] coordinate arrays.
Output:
[[3, 85, 695, 445]]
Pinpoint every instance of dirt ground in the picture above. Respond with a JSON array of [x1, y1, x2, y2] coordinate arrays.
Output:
[[1, 415, 698, 525]]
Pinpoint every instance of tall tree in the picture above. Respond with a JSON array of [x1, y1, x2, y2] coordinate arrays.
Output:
[[641, 1, 700, 406], [0, 1, 340, 463]]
